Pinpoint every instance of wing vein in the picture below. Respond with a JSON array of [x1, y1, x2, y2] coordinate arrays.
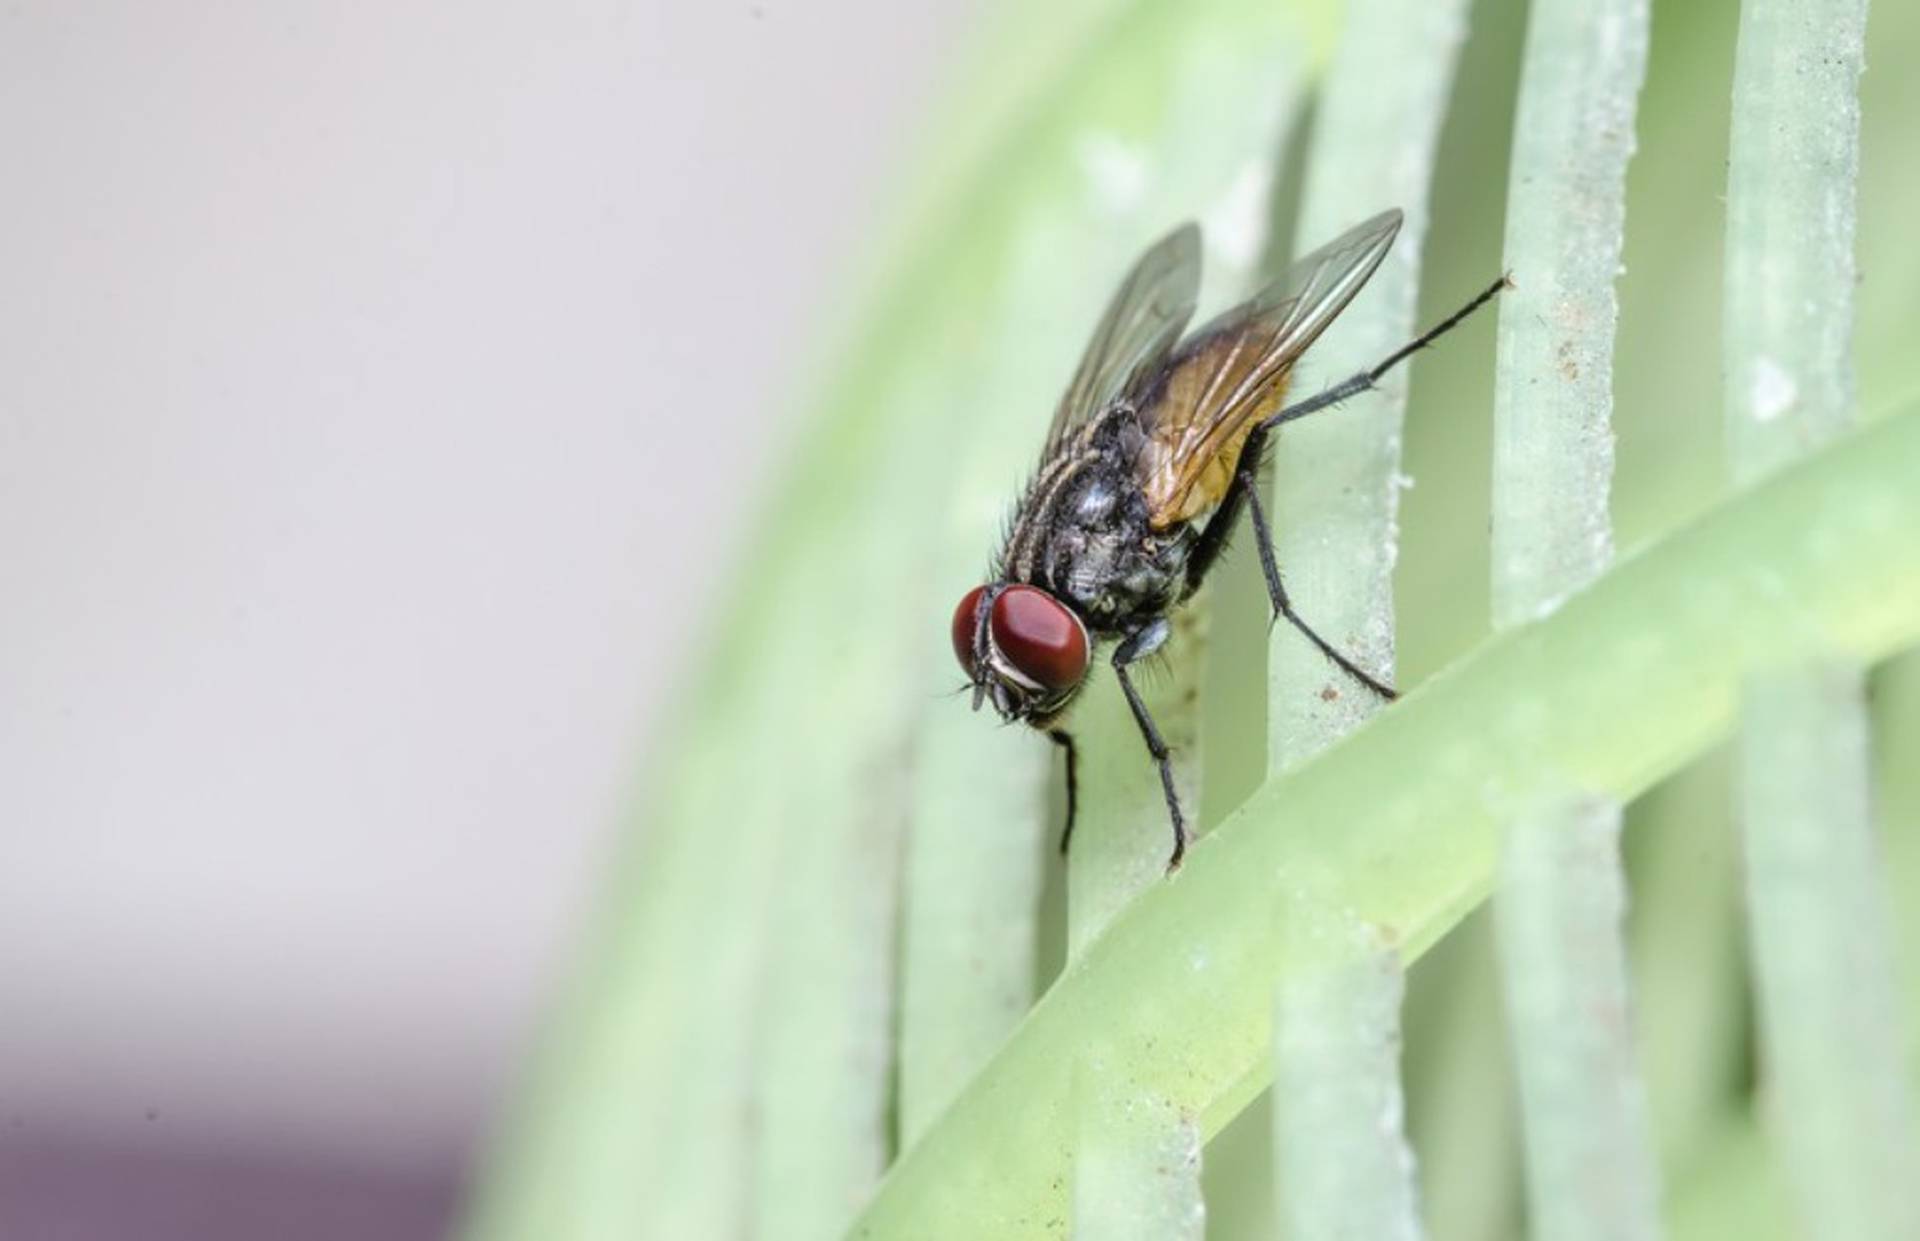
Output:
[[1135, 209, 1404, 528]]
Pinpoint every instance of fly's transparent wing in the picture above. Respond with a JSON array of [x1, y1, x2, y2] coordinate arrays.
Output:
[[1043, 223, 1202, 455], [1137, 209, 1402, 527]]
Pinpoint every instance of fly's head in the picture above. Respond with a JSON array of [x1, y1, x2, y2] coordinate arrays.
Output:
[[951, 583, 1091, 726]]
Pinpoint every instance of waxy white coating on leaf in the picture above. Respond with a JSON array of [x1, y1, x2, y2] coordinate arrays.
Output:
[[1272, 917, 1425, 1241], [1489, 0, 1647, 631], [1486, 2, 1659, 1239], [1748, 356, 1799, 425], [1739, 667, 1920, 1240], [1724, 0, 1867, 484], [1073, 1067, 1207, 1241], [1496, 800, 1662, 1241], [1723, 1, 1920, 1235]]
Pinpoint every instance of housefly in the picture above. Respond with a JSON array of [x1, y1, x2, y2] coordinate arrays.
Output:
[[951, 208, 1506, 870]]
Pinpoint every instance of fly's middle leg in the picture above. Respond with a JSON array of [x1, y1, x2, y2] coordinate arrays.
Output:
[[1242, 480, 1396, 701]]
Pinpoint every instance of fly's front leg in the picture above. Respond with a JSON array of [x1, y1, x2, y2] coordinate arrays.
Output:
[[1047, 728, 1078, 855], [1109, 620, 1188, 871]]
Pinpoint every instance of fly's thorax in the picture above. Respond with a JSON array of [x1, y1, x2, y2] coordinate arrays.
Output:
[[997, 406, 1132, 583], [995, 403, 1189, 632], [1036, 469, 1193, 634], [1067, 525, 1193, 631]]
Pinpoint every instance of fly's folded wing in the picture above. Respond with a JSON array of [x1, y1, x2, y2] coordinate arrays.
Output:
[[1043, 223, 1202, 459], [1136, 209, 1402, 528]]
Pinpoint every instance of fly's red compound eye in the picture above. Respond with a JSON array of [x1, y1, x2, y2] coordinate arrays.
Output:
[[990, 586, 1089, 691], [952, 586, 988, 677]]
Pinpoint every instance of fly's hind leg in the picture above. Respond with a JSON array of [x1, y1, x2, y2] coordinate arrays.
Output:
[[1183, 271, 1510, 700], [1184, 423, 1396, 702], [1109, 620, 1189, 871], [1259, 272, 1509, 434]]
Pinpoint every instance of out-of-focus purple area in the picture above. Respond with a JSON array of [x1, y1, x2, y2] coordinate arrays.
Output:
[[0, 1133, 459, 1241], [0, 1, 970, 1234]]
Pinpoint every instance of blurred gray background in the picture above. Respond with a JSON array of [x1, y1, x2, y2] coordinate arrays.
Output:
[[0, 3, 970, 1234]]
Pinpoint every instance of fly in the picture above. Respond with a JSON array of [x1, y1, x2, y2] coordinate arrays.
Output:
[[951, 208, 1506, 871]]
